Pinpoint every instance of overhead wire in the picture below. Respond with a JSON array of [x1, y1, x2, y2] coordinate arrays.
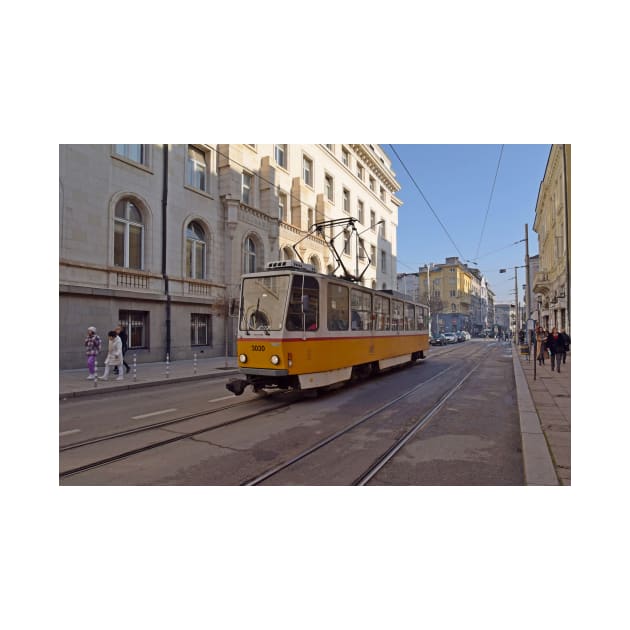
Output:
[[474, 144, 504, 261], [388, 144, 465, 260]]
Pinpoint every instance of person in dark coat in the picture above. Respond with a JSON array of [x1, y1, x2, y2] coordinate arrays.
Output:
[[546, 327, 564, 373], [535, 325, 547, 365], [560, 329, 571, 364], [113, 323, 130, 374]]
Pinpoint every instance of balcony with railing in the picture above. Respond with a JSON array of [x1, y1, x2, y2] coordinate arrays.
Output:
[[533, 271, 550, 294]]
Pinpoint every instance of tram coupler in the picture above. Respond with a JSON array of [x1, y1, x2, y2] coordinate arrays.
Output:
[[226, 378, 248, 396]]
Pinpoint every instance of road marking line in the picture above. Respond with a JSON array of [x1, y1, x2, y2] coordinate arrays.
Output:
[[60, 429, 81, 436], [131, 408, 177, 420], [209, 395, 236, 402]]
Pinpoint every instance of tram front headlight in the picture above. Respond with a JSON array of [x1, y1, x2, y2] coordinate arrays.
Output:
[[239, 353, 248, 364], [270, 355, 280, 365]]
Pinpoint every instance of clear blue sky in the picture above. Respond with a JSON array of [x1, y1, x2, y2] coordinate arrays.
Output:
[[384, 144, 551, 304]]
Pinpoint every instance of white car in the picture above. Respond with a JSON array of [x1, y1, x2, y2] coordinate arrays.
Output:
[[443, 332, 458, 344]]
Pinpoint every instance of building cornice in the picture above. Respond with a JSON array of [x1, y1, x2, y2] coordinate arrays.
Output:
[[350, 144, 401, 193]]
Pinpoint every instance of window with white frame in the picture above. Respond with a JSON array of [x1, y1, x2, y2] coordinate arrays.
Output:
[[186, 221, 206, 279], [357, 200, 364, 224], [380, 186, 386, 202], [191, 313, 211, 346], [307, 207, 314, 228], [325, 173, 334, 202], [356, 162, 364, 180], [275, 144, 287, 168], [343, 230, 351, 255], [115, 144, 146, 165], [186, 145, 208, 192], [369, 175, 376, 192], [114, 199, 144, 269], [242, 171, 253, 205], [302, 155, 313, 186], [381, 250, 387, 272], [358, 237, 366, 260], [342, 147, 350, 167], [343, 188, 350, 213], [244, 236, 257, 273], [370, 210, 376, 230], [278, 191, 288, 222], [370, 245, 376, 265]]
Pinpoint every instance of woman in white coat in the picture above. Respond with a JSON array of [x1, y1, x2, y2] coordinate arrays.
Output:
[[100, 330, 124, 381]]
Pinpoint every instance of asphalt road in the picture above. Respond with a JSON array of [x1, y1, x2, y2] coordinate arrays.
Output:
[[59, 340, 523, 485]]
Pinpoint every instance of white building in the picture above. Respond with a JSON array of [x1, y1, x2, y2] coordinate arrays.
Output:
[[59, 144, 401, 368]]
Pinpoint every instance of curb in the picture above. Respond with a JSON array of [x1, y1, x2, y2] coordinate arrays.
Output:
[[511, 349, 559, 486], [59, 368, 239, 399]]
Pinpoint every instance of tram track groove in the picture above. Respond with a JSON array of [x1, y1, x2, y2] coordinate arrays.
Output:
[[59, 397, 296, 479], [242, 344, 491, 486], [60, 395, 288, 452]]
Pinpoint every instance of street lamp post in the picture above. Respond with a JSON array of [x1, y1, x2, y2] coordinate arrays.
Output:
[[424, 263, 433, 336]]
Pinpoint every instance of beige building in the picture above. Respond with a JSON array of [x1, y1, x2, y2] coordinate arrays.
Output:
[[418, 257, 492, 335], [532, 145, 571, 333], [59, 144, 401, 368]]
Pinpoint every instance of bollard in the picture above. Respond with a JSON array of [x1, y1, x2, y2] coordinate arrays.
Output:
[[165, 353, 170, 379], [193, 352, 197, 375], [133, 353, 137, 382], [93, 358, 98, 388]]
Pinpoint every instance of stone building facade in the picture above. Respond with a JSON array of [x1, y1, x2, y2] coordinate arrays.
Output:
[[418, 257, 492, 334], [59, 144, 401, 368], [532, 145, 571, 333]]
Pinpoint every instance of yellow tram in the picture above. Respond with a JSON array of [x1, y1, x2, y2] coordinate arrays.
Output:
[[226, 260, 430, 395]]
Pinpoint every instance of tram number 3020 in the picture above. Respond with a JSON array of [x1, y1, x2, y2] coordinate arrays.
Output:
[[251, 345, 266, 352]]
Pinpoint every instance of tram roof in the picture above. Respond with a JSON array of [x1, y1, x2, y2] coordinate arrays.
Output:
[[241, 262, 427, 307]]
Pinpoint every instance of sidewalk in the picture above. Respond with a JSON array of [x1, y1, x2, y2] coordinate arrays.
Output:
[[512, 346, 571, 486], [59, 356, 238, 399]]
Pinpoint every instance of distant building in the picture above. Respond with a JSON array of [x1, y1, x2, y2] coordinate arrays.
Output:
[[396, 272, 421, 302], [494, 303, 512, 332], [418, 257, 493, 335]]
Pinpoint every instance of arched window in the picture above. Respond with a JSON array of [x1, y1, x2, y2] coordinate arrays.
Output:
[[282, 246, 294, 261], [244, 237, 257, 273], [186, 221, 206, 279], [114, 199, 144, 269], [309, 255, 321, 272]]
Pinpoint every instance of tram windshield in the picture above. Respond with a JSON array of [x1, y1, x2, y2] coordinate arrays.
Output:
[[240, 275, 290, 332]]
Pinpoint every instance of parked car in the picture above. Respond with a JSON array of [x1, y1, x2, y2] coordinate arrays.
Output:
[[456, 331, 466, 342], [430, 334, 447, 346], [443, 332, 458, 344]]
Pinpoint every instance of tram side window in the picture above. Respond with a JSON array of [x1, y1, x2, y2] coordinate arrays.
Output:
[[327, 283, 349, 331], [373, 295, 390, 331], [391, 300, 404, 331], [351, 289, 372, 330], [404, 303, 415, 330], [415, 305, 425, 329], [286, 275, 319, 331]]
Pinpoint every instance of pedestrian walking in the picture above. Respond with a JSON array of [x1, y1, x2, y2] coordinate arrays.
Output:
[[546, 327, 564, 373], [113, 322, 130, 375], [535, 325, 547, 365], [84, 326, 102, 380], [99, 330, 124, 381], [560, 329, 571, 364]]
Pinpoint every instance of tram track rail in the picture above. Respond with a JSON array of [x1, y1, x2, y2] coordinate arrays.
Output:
[[242, 343, 491, 485], [59, 395, 296, 480], [60, 341, 493, 483]]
